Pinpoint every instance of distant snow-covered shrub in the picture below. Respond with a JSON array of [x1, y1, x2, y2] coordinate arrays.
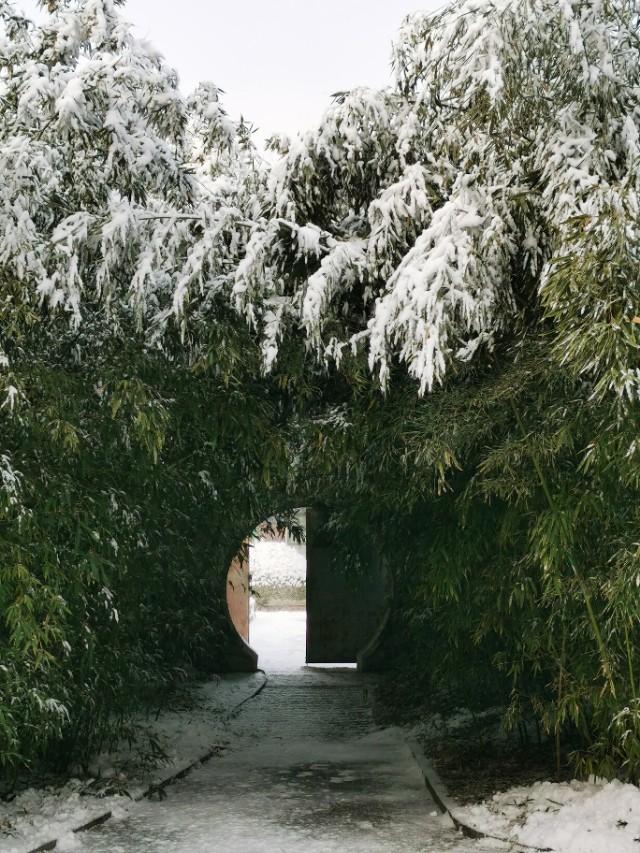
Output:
[[250, 541, 306, 589]]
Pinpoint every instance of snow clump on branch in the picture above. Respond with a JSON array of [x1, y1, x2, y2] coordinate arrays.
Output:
[[235, 0, 640, 396]]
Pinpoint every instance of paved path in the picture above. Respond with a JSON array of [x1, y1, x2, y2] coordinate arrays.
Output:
[[78, 662, 495, 852]]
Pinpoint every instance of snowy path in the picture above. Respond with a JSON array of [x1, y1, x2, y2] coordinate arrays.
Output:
[[74, 614, 495, 853]]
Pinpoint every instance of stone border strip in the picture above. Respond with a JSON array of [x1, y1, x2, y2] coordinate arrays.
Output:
[[405, 734, 554, 853], [27, 670, 269, 853]]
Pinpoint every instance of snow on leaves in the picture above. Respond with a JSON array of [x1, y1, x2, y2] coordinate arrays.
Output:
[[238, 0, 640, 396], [0, 0, 639, 398], [369, 179, 515, 391], [0, 0, 255, 345]]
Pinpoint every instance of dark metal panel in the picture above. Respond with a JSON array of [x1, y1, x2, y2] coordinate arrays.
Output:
[[306, 508, 387, 663]]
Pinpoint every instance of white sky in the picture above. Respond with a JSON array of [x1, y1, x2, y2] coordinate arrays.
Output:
[[21, 1, 443, 143]]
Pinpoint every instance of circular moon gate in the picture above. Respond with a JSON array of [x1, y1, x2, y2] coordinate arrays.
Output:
[[223, 508, 390, 672]]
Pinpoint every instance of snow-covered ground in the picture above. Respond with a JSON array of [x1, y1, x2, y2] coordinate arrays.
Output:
[[5, 611, 640, 853], [57, 667, 492, 853], [0, 674, 265, 853], [0, 611, 343, 853], [250, 609, 306, 671], [408, 704, 640, 852], [249, 609, 356, 673], [456, 777, 640, 853]]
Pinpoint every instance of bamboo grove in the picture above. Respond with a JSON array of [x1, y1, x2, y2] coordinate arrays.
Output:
[[1, 0, 640, 786]]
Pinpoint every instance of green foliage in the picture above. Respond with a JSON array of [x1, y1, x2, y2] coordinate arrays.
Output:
[[293, 338, 640, 782], [3, 0, 640, 795], [0, 321, 297, 779]]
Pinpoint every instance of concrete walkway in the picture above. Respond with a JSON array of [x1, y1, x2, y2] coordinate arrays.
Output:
[[77, 614, 494, 852]]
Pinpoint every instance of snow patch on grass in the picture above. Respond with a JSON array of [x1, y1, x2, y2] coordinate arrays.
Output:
[[409, 706, 503, 742], [457, 778, 640, 853]]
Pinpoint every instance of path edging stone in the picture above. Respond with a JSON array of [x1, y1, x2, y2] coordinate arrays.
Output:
[[26, 670, 268, 853], [405, 734, 554, 853]]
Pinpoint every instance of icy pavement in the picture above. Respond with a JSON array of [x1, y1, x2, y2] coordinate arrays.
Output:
[[73, 613, 497, 853]]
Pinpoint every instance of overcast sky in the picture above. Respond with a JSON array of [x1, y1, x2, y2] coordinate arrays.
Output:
[[22, 1, 443, 143]]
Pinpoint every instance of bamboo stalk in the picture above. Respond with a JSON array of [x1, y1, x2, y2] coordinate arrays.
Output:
[[509, 396, 617, 698]]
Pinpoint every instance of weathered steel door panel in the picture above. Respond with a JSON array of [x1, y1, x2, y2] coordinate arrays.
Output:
[[305, 509, 387, 663]]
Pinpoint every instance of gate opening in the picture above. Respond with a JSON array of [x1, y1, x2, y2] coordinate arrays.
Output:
[[225, 508, 388, 672], [249, 509, 309, 671], [226, 509, 312, 671]]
